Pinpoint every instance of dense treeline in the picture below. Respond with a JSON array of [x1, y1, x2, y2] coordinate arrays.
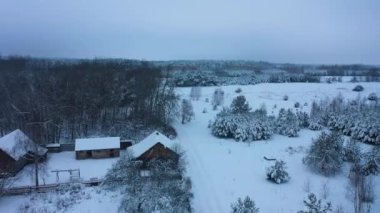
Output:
[[0, 56, 178, 144]]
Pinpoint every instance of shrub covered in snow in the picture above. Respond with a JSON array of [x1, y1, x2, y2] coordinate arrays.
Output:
[[308, 121, 323, 131], [231, 196, 259, 213], [298, 193, 332, 213], [235, 87, 242, 93], [230, 95, 251, 114], [275, 109, 300, 137], [367, 92, 378, 101], [352, 85, 364, 92], [18, 183, 87, 213], [266, 160, 290, 184], [303, 132, 344, 176], [283, 95, 289, 101], [211, 109, 274, 142]]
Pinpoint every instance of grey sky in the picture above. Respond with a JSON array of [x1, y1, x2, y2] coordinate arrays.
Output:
[[0, 0, 379, 64]]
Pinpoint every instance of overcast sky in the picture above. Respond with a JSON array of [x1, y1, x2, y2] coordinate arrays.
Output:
[[0, 0, 379, 64]]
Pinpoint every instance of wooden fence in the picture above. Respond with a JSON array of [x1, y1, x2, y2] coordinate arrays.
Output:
[[3, 178, 103, 196]]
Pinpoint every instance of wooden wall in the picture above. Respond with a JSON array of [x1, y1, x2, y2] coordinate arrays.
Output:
[[76, 149, 120, 160]]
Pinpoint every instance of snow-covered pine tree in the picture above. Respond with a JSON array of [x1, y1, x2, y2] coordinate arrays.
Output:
[[303, 132, 344, 176], [231, 196, 259, 213], [266, 160, 290, 184], [230, 95, 251, 114], [343, 139, 361, 163], [276, 108, 300, 137], [352, 85, 364, 92], [367, 92, 378, 101], [297, 111, 310, 128], [361, 146, 380, 176], [298, 193, 332, 213]]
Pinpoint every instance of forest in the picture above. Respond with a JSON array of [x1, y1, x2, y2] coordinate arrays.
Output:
[[0, 56, 178, 144]]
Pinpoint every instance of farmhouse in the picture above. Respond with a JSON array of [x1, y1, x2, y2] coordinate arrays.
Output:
[[75, 137, 120, 159], [128, 131, 179, 165], [0, 129, 47, 176]]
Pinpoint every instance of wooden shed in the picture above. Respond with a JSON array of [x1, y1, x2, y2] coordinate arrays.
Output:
[[128, 131, 179, 165], [75, 137, 120, 160], [0, 129, 47, 176]]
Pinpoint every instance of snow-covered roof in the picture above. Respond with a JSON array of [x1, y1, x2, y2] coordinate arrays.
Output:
[[128, 131, 176, 158], [75, 137, 120, 151], [0, 129, 47, 161]]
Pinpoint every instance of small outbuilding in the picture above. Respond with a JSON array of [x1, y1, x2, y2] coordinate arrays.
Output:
[[75, 137, 120, 160], [0, 129, 47, 176], [128, 131, 179, 165]]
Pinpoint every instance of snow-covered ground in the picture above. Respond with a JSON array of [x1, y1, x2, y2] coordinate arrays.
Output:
[[174, 82, 380, 213], [1, 82, 379, 212], [13, 151, 119, 187]]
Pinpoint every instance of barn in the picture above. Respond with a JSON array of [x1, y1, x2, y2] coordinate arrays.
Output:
[[75, 137, 120, 160], [0, 129, 47, 176], [128, 131, 179, 165]]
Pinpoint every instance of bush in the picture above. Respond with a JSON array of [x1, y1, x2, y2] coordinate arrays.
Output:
[[352, 85, 364, 92], [308, 121, 323, 131], [298, 193, 332, 213], [283, 95, 289, 101], [235, 87, 242, 93], [303, 132, 344, 176], [294, 102, 300, 108], [367, 92, 378, 101], [266, 160, 290, 184], [231, 196, 259, 213]]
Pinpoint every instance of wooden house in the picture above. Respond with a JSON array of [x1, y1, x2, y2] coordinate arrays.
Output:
[[0, 129, 47, 176], [128, 131, 179, 166], [75, 137, 120, 159]]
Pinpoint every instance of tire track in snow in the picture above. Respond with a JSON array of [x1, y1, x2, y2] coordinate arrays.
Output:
[[176, 121, 224, 213]]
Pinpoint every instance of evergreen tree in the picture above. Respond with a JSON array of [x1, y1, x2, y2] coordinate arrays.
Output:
[[303, 132, 344, 176], [230, 95, 251, 114], [276, 108, 300, 137], [298, 193, 332, 213], [361, 146, 380, 176], [343, 139, 361, 163], [266, 160, 290, 184], [231, 196, 259, 213]]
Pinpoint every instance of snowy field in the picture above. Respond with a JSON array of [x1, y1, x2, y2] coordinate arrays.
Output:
[[174, 82, 380, 213], [1, 82, 379, 212]]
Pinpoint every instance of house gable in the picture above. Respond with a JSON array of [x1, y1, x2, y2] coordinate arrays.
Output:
[[0, 149, 16, 173], [136, 142, 179, 163]]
